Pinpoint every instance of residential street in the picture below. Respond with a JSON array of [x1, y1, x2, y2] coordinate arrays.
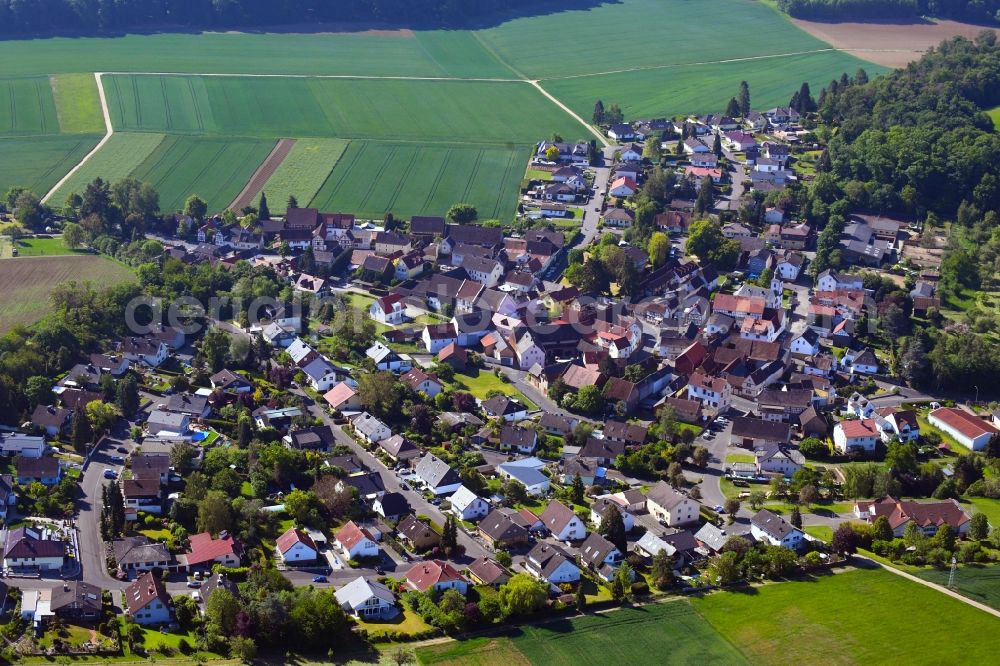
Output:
[[576, 144, 616, 250], [290, 389, 491, 565]]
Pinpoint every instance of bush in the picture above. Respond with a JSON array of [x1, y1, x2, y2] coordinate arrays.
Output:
[[630, 581, 649, 596]]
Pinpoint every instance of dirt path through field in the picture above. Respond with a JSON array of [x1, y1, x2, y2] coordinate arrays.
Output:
[[228, 138, 296, 212], [791, 18, 1000, 67], [41, 72, 113, 204]]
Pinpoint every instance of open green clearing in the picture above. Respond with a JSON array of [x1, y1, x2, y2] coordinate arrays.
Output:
[[103, 75, 585, 142], [0, 134, 100, 196], [50, 73, 105, 133], [50, 132, 165, 203], [130, 135, 276, 213], [0, 236, 81, 257], [258, 138, 349, 215], [0, 255, 134, 333], [450, 368, 538, 411], [309, 142, 526, 219], [987, 105, 1000, 128], [694, 568, 1000, 664]]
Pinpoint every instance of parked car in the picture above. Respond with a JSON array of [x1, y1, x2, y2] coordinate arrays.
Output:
[[714, 505, 725, 514], [186, 580, 202, 588], [103, 469, 117, 479], [110, 455, 124, 464], [312, 575, 328, 583]]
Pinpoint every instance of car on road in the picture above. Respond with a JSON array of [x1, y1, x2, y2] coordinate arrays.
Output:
[[103, 469, 117, 479], [714, 505, 725, 514], [186, 580, 202, 588], [430, 498, 442, 506], [374, 566, 384, 575], [312, 575, 328, 583], [400, 482, 410, 491]]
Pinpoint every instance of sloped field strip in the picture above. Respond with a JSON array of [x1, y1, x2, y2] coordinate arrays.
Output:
[[308, 142, 527, 219], [0, 75, 60, 135], [256, 138, 350, 215], [101, 74, 586, 143], [228, 138, 296, 212], [0, 134, 102, 196], [49, 132, 166, 203], [130, 136, 275, 213], [49, 73, 105, 133]]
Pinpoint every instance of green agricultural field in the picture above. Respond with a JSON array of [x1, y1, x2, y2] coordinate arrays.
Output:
[[0, 255, 134, 333], [477, 0, 845, 79], [417, 601, 747, 665], [49, 132, 165, 203], [541, 50, 883, 120], [0, 75, 61, 135], [0, 134, 101, 196], [309, 142, 526, 219], [694, 568, 1000, 664], [103, 75, 587, 143], [258, 138, 349, 215], [49, 73, 105, 133], [130, 135, 276, 213], [0, 30, 514, 78], [916, 563, 1000, 611]]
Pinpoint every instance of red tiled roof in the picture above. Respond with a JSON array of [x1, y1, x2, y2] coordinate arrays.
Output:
[[405, 559, 466, 591], [838, 418, 878, 438], [929, 407, 1000, 440], [275, 527, 317, 555], [185, 532, 241, 566], [336, 521, 375, 551]]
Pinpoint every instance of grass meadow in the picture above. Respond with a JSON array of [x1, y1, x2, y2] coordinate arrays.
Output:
[[130, 135, 276, 212], [49, 73, 106, 133], [0, 255, 134, 333], [258, 138, 349, 215], [916, 563, 1000, 611]]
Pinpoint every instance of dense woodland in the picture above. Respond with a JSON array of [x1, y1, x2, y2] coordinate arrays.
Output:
[[0, 0, 543, 34], [777, 0, 1000, 23]]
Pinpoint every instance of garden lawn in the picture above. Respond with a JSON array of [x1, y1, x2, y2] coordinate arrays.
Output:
[[915, 563, 1000, 611], [258, 138, 349, 215], [130, 135, 276, 213], [49, 132, 166, 203], [360, 607, 433, 642], [2, 236, 86, 256], [803, 524, 832, 542], [309, 141, 527, 219], [693, 568, 1000, 664], [50, 73, 106, 133], [963, 497, 1000, 526], [450, 369, 537, 410], [417, 637, 530, 666], [0, 134, 101, 196]]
